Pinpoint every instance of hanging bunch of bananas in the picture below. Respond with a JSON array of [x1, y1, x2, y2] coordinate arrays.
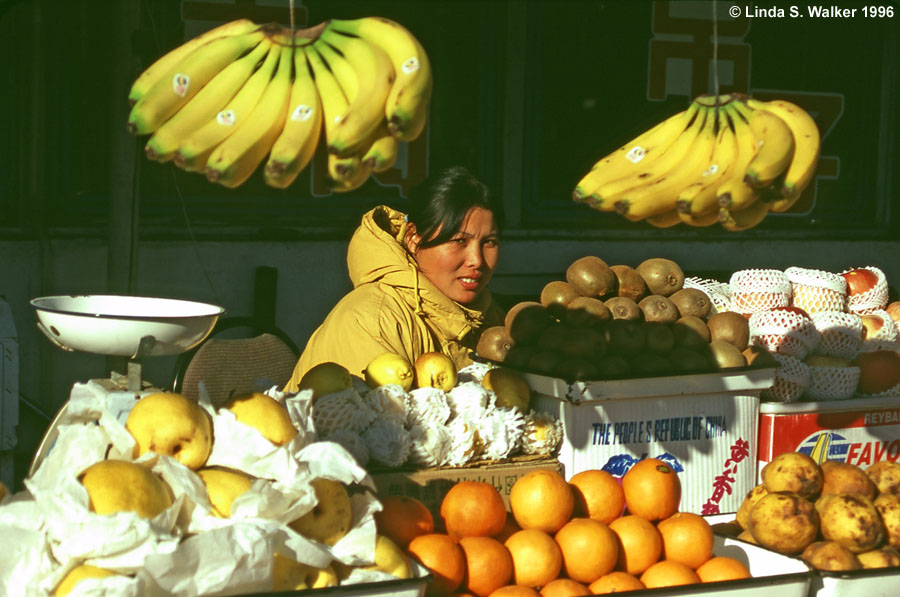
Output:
[[572, 93, 820, 231], [126, 16, 432, 191]]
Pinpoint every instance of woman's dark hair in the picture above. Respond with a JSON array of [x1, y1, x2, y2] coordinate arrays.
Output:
[[406, 166, 502, 249]]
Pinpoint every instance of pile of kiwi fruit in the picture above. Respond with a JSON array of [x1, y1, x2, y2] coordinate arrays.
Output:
[[476, 256, 777, 381]]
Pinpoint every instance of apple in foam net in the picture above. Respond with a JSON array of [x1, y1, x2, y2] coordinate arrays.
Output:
[[852, 350, 900, 394], [887, 301, 900, 324], [804, 354, 852, 368], [841, 268, 879, 296], [860, 314, 885, 340]]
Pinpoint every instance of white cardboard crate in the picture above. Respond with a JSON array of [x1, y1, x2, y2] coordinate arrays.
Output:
[[529, 367, 775, 514]]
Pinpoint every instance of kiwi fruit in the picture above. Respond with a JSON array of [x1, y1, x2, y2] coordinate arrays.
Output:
[[630, 352, 673, 377], [743, 345, 779, 368], [669, 348, 713, 373], [636, 257, 685, 297], [595, 355, 631, 379], [565, 256, 618, 299], [708, 340, 748, 369], [639, 294, 680, 324], [565, 296, 612, 328], [505, 301, 552, 345], [476, 326, 515, 362], [669, 287, 712, 319], [535, 323, 570, 353], [673, 315, 712, 348], [559, 327, 606, 359], [643, 322, 675, 354], [554, 358, 599, 381], [504, 346, 534, 369], [603, 319, 646, 357], [527, 350, 562, 375], [540, 280, 580, 319], [610, 264, 648, 302], [605, 296, 643, 321], [707, 311, 751, 350]]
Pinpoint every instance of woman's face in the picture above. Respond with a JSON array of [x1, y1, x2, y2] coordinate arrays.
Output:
[[407, 207, 500, 305]]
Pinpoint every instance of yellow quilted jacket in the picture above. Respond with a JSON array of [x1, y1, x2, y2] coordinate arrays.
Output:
[[285, 205, 505, 390]]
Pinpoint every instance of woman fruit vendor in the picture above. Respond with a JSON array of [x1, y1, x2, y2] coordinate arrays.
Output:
[[284, 166, 506, 389]]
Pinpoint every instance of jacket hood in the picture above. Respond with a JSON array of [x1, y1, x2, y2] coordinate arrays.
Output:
[[347, 205, 494, 341]]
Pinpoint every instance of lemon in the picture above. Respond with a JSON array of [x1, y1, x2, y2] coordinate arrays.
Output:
[[225, 392, 298, 446], [299, 362, 353, 401], [197, 466, 255, 518], [54, 564, 120, 596], [364, 352, 414, 390], [80, 460, 173, 519]]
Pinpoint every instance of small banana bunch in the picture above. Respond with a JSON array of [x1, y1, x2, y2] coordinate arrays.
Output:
[[126, 16, 432, 191], [573, 93, 820, 231]]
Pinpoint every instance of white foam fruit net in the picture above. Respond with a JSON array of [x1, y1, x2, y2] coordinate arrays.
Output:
[[805, 364, 861, 401], [749, 309, 820, 360], [862, 310, 899, 344], [785, 266, 847, 315], [811, 311, 864, 360], [842, 266, 890, 314], [683, 277, 732, 315], [761, 353, 810, 403], [520, 411, 564, 456], [729, 269, 792, 315]]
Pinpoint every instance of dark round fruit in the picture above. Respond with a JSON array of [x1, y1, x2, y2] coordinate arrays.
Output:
[[639, 294, 680, 324], [669, 287, 712, 319], [566, 256, 618, 299], [605, 296, 643, 321], [636, 258, 685, 297], [505, 301, 552, 345], [540, 280, 580, 319], [476, 326, 515, 363], [610, 264, 649, 302], [707, 311, 751, 351], [565, 296, 612, 328]]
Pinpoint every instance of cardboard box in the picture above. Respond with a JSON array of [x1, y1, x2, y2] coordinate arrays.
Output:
[[758, 395, 900, 472], [369, 455, 564, 521], [527, 367, 776, 515]]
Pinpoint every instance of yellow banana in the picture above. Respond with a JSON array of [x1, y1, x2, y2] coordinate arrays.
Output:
[[305, 45, 351, 152], [675, 103, 738, 222], [329, 17, 432, 141], [264, 48, 323, 189], [128, 19, 259, 105], [680, 209, 720, 227], [174, 40, 281, 172], [747, 98, 820, 199], [645, 210, 682, 228], [574, 104, 699, 205], [316, 28, 395, 156], [362, 123, 399, 172], [313, 38, 360, 102], [127, 29, 266, 135], [328, 153, 361, 184], [205, 45, 293, 188], [768, 182, 807, 213], [144, 39, 272, 163], [715, 102, 762, 211], [743, 107, 795, 188], [332, 154, 374, 193], [719, 196, 770, 231], [614, 105, 720, 221]]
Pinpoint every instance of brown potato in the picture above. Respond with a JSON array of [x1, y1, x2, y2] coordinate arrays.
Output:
[[736, 484, 768, 531], [818, 493, 885, 554], [874, 492, 900, 549], [866, 461, 900, 496], [748, 492, 820, 555], [801, 541, 862, 571], [737, 529, 758, 544], [821, 461, 876, 500], [857, 546, 900, 569], [761, 452, 824, 499]]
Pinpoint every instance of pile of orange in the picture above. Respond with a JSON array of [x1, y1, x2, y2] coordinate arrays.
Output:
[[376, 459, 753, 596]]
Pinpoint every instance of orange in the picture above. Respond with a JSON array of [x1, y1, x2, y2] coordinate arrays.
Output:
[[657, 511, 714, 569], [509, 469, 574, 533], [696, 556, 752, 583], [494, 513, 522, 544], [441, 481, 508, 539], [408, 533, 466, 595], [621, 458, 681, 521], [459, 536, 514, 597], [488, 587, 540, 597], [639, 560, 700, 589], [608, 515, 663, 576], [568, 469, 625, 524], [375, 495, 435, 548], [554, 518, 618, 583], [504, 529, 563, 588], [588, 571, 646, 593], [538, 578, 590, 596]]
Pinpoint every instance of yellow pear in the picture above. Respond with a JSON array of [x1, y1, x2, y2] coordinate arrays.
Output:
[[125, 392, 212, 470], [80, 460, 172, 519], [362, 535, 413, 579], [272, 555, 338, 591], [197, 467, 255, 518], [298, 362, 353, 401], [414, 351, 458, 392], [54, 564, 120, 596], [482, 367, 532, 412], [289, 478, 353, 546], [225, 392, 298, 446], [364, 352, 414, 390]]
